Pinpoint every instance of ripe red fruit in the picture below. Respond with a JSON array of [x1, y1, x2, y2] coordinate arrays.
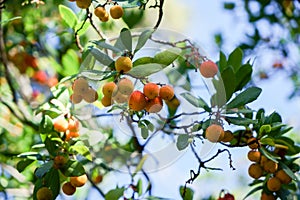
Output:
[[143, 83, 160, 99], [199, 60, 218, 78]]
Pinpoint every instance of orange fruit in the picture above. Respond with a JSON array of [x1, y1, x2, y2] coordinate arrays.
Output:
[[247, 150, 261, 163], [72, 78, 89, 94], [221, 130, 234, 142], [110, 5, 124, 19], [199, 60, 218, 78], [76, 0, 91, 9], [247, 137, 260, 149], [93, 175, 103, 184], [165, 96, 180, 110], [102, 82, 117, 97], [115, 56, 132, 73], [99, 12, 109, 22], [128, 91, 147, 111], [267, 177, 281, 191], [53, 155, 68, 169], [159, 85, 174, 101], [145, 96, 163, 113], [117, 78, 134, 95], [263, 160, 278, 173], [65, 130, 80, 141], [261, 192, 276, 200], [143, 83, 160, 99], [36, 187, 53, 200], [70, 174, 88, 187], [101, 95, 112, 107], [260, 155, 268, 167], [68, 117, 80, 132], [248, 163, 263, 179], [94, 7, 106, 18], [83, 88, 98, 103], [53, 117, 69, 133], [62, 182, 76, 195], [275, 169, 292, 184], [70, 93, 83, 104], [205, 124, 224, 143]]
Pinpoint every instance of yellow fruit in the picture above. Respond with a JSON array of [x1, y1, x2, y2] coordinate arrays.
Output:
[[94, 7, 106, 18], [128, 91, 147, 111], [101, 96, 112, 107], [112, 92, 128, 104], [267, 177, 281, 192], [275, 169, 292, 184], [53, 117, 69, 133], [117, 78, 134, 95], [83, 88, 98, 103], [70, 93, 83, 104], [110, 5, 124, 19], [261, 192, 276, 200], [263, 160, 278, 173], [93, 175, 103, 184], [205, 124, 224, 143], [62, 182, 76, 195], [102, 82, 117, 97], [115, 56, 132, 73], [70, 174, 88, 187], [72, 78, 89, 94], [159, 85, 174, 101], [143, 83, 160, 99], [199, 60, 218, 78], [36, 187, 53, 200], [247, 137, 260, 149], [248, 163, 263, 179], [99, 12, 109, 22], [53, 155, 67, 169], [76, 0, 91, 9], [221, 130, 234, 142], [165, 96, 180, 110], [145, 96, 163, 113], [247, 150, 261, 163]]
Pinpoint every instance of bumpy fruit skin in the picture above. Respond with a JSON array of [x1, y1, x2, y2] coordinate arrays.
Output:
[[205, 124, 225, 143], [94, 7, 106, 18], [36, 187, 53, 200], [76, 0, 91, 9], [247, 137, 260, 149], [110, 5, 124, 19], [53, 155, 67, 169], [117, 78, 134, 95], [199, 60, 218, 78], [275, 169, 292, 184], [102, 82, 117, 97], [99, 12, 109, 22], [263, 160, 278, 173], [70, 174, 88, 187], [83, 88, 98, 103], [143, 83, 160, 99], [261, 192, 276, 200], [248, 163, 263, 179], [267, 177, 281, 192], [53, 117, 69, 133], [260, 155, 268, 167], [115, 56, 132, 73], [101, 96, 112, 107], [221, 130, 234, 142], [73, 78, 89, 94], [159, 85, 174, 100], [145, 96, 163, 113], [247, 150, 261, 162], [62, 182, 76, 195], [128, 91, 147, 111]]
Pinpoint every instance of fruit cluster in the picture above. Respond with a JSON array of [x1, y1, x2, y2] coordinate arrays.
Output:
[[62, 174, 88, 196], [205, 124, 234, 143], [246, 138, 293, 200], [94, 4, 124, 22], [70, 77, 98, 104], [53, 115, 80, 141]]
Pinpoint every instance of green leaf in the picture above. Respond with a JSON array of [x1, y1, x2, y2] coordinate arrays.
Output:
[[260, 147, 279, 163], [58, 5, 78, 28], [242, 185, 263, 200], [179, 186, 194, 200], [279, 162, 299, 181], [92, 39, 122, 53], [180, 92, 211, 112], [134, 29, 154, 54], [120, 28, 132, 52], [75, 20, 90, 36], [221, 66, 236, 101], [211, 79, 227, 107], [225, 116, 257, 126], [45, 136, 60, 157], [133, 155, 148, 177], [39, 115, 53, 134], [176, 134, 189, 151], [80, 49, 96, 70], [35, 161, 54, 178], [153, 47, 181, 66], [105, 187, 125, 200], [137, 179, 143, 196], [235, 64, 252, 91], [133, 57, 154, 66], [260, 137, 275, 146], [227, 47, 243, 73], [60, 160, 85, 177], [0, 16, 22, 25], [89, 47, 114, 67], [141, 127, 149, 139], [218, 51, 227, 72], [17, 159, 35, 173], [47, 168, 60, 199], [126, 63, 163, 78], [259, 125, 272, 135], [226, 87, 262, 109], [70, 142, 92, 161]]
